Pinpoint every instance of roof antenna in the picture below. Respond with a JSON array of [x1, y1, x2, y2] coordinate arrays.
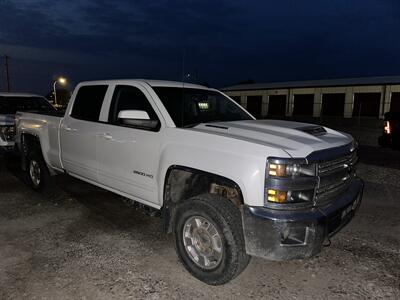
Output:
[[182, 48, 186, 85]]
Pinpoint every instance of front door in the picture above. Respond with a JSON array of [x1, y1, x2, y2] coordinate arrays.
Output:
[[96, 84, 162, 206]]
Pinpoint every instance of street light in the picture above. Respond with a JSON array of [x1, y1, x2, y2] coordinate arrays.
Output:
[[53, 77, 67, 106]]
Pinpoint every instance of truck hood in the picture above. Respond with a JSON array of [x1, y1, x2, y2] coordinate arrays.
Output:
[[0, 114, 15, 126], [190, 119, 353, 158]]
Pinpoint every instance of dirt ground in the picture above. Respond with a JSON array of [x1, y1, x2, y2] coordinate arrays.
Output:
[[0, 146, 399, 299]]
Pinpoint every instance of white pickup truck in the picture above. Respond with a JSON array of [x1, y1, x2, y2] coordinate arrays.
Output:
[[15, 79, 363, 285]]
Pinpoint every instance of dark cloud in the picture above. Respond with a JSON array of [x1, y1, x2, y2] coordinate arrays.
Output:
[[0, 0, 400, 93]]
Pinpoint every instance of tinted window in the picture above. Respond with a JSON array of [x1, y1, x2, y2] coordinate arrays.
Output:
[[71, 85, 108, 121], [108, 85, 160, 130], [154, 87, 252, 128], [0, 96, 55, 114]]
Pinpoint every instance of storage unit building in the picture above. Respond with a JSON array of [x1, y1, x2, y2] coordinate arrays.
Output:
[[223, 76, 400, 119]]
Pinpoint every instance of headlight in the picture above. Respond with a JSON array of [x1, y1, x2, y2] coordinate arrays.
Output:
[[0, 126, 15, 142], [267, 159, 316, 177], [265, 158, 317, 205]]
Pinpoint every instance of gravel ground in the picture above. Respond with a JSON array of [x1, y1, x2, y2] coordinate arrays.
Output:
[[0, 149, 399, 299]]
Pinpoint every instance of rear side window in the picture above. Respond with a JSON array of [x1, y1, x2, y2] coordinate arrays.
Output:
[[70, 85, 108, 121]]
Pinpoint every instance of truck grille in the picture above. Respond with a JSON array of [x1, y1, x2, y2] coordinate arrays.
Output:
[[315, 150, 358, 204], [0, 125, 16, 142]]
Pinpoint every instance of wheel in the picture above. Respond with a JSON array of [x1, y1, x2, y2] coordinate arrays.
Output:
[[25, 150, 53, 194], [173, 194, 250, 285]]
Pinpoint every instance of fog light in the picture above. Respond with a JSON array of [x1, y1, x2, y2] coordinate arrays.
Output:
[[280, 226, 308, 246], [265, 188, 314, 205], [267, 189, 287, 203]]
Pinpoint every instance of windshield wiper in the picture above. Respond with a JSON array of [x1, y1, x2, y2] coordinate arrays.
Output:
[[183, 120, 226, 128]]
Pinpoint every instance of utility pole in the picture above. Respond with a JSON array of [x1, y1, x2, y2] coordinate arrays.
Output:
[[4, 55, 11, 92]]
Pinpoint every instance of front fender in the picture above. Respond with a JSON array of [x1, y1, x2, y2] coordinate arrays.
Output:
[[157, 141, 266, 207]]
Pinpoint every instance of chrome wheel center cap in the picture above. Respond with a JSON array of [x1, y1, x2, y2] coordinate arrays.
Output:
[[183, 216, 223, 269], [193, 228, 212, 254]]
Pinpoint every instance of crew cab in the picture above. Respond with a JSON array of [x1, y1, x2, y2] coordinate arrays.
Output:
[[15, 80, 363, 285], [0, 92, 56, 153]]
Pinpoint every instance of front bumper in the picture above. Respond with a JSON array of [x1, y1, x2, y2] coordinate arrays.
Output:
[[241, 177, 364, 261], [0, 143, 16, 154]]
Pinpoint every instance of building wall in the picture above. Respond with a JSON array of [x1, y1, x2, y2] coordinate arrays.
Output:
[[225, 84, 400, 119]]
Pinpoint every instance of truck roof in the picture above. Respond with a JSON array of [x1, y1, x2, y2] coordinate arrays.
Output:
[[0, 92, 45, 98], [78, 79, 212, 90]]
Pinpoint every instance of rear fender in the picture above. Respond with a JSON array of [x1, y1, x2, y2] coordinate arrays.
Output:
[[20, 133, 56, 175]]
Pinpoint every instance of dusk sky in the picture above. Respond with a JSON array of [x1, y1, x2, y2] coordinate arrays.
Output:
[[1, 0, 400, 94]]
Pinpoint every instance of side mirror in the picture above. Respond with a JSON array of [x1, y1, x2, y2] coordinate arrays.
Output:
[[117, 110, 159, 129], [118, 110, 150, 120]]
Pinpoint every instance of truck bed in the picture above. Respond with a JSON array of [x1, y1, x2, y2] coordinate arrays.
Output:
[[16, 111, 65, 170], [23, 110, 65, 117]]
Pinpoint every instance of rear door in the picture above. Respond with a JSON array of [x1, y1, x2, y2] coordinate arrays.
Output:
[[95, 84, 163, 206], [60, 85, 109, 182]]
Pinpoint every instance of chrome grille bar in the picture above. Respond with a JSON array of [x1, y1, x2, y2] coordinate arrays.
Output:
[[316, 150, 358, 204]]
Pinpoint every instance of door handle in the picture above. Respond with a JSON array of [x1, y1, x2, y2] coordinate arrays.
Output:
[[97, 133, 113, 140], [103, 133, 113, 140], [63, 126, 76, 132]]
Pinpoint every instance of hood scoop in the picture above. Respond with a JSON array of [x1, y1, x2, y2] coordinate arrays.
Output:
[[190, 120, 351, 157], [205, 124, 229, 130], [204, 123, 327, 136], [299, 125, 327, 136], [298, 126, 326, 136]]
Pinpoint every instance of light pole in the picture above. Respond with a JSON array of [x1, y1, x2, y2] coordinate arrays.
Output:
[[53, 77, 67, 106]]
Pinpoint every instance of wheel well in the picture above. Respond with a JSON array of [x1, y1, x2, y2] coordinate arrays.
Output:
[[20, 133, 42, 171], [162, 165, 244, 233]]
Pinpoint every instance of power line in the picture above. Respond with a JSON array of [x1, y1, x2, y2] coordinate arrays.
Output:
[[4, 55, 10, 92]]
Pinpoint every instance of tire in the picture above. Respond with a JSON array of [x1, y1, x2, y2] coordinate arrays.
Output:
[[173, 194, 250, 285], [25, 150, 54, 194]]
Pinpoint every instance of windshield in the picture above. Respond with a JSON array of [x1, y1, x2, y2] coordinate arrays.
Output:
[[153, 87, 253, 128], [0, 96, 55, 114]]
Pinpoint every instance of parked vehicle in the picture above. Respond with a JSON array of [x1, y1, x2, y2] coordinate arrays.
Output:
[[378, 112, 400, 149], [0, 93, 56, 153], [15, 80, 363, 285]]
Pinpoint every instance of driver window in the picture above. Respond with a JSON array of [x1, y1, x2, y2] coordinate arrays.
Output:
[[108, 85, 160, 131]]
